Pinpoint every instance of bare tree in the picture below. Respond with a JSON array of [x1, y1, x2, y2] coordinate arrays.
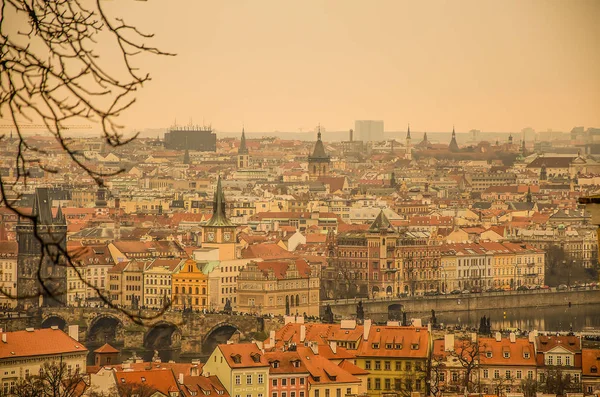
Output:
[[538, 368, 580, 396], [112, 382, 159, 397], [9, 361, 86, 397], [448, 338, 485, 393], [0, 0, 173, 322]]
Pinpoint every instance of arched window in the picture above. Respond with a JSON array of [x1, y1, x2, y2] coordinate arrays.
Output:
[[202, 287, 206, 295], [175, 286, 179, 294], [195, 287, 199, 294], [182, 286, 186, 294], [296, 295, 300, 306]]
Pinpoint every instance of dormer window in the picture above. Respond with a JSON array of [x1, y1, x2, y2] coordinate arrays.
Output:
[[486, 352, 492, 358], [411, 344, 419, 350], [231, 354, 242, 364], [204, 391, 211, 396], [503, 352, 510, 359], [524, 352, 530, 359], [292, 360, 300, 368], [385, 344, 392, 349], [372, 343, 380, 349], [272, 361, 280, 368], [395, 344, 402, 349], [591, 366, 598, 374], [250, 352, 261, 363], [312, 376, 320, 382]]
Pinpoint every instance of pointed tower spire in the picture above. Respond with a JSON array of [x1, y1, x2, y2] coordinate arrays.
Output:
[[206, 176, 233, 227], [449, 126, 459, 152], [526, 186, 532, 203], [239, 127, 248, 154], [406, 124, 411, 140]]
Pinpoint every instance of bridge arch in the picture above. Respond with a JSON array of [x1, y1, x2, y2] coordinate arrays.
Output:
[[144, 322, 182, 351], [202, 322, 240, 356], [388, 303, 404, 322], [41, 315, 67, 331], [87, 314, 124, 344]]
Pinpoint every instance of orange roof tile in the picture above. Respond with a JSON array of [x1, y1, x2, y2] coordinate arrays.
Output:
[[0, 329, 87, 359]]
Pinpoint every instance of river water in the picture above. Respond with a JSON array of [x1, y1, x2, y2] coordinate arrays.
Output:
[[432, 303, 600, 332]]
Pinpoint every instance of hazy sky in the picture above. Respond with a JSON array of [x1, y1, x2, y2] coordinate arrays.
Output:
[[9, 0, 600, 134]]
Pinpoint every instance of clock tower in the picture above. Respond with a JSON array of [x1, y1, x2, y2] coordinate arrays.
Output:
[[202, 176, 238, 260]]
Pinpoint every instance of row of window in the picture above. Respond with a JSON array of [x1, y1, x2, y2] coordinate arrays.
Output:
[[235, 374, 265, 385], [365, 360, 422, 371], [272, 377, 305, 386], [367, 377, 422, 391]]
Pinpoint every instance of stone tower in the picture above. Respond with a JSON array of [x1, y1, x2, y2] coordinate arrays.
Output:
[[17, 188, 67, 309], [202, 176, 238, 260], [237, 128, 250, 169], [308, 126, 331, 180]]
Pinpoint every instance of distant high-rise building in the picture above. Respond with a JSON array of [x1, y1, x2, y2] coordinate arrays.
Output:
[[164, 125, 216, 151], [355, 120, 384, 142]]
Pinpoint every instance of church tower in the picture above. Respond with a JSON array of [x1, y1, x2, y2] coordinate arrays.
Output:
[[308, 126, 331, 180], [237, 128, 250, 169], [448, 126, 459, 152], [17, 188, 67, 309], [405, 124, 412, 160], [203, 177, 238, 260]]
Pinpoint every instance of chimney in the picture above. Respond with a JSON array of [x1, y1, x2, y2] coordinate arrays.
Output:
[[178, 373, 184, 384], [363, 319, 372, 341], [68, 325, 79, 342], [329, 340, 337, 354], [300, 325, 306, 343], [528, 330, 538, 344], [349, 129, 354, 142], [269, 330, 275, 347], [444, 334, 455, 352], [1, 333, 6, 343], [495, 332, 502, 342], [310, 341, 319, 355], [510, 333, 516, 343]]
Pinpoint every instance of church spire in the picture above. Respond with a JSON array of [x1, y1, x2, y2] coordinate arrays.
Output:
[[449, 126, 459, 152], [238, 127, 248, 154], [406, 124, 411, 140], [206, 176, 233, 227]]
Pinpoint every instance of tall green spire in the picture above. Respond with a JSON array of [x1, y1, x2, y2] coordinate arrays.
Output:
[[206, 176, 233, 227]]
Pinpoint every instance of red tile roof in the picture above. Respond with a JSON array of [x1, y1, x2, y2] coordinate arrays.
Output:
[[94, 343, 119, 354], [218, 343, 269, 368], [0, 329, 87, 359]]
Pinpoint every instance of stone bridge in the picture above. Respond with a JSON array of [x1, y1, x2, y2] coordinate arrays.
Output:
[[322, 288, 600, 323], [1, 308, 283, 360]]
